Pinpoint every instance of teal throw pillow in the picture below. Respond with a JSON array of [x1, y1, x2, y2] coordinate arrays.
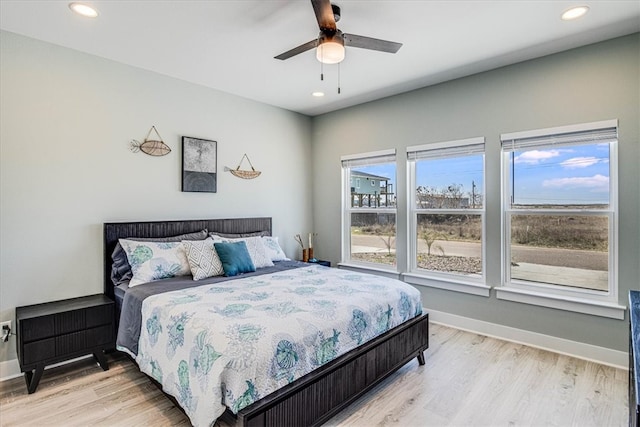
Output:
[[214, 241, 256, 277]]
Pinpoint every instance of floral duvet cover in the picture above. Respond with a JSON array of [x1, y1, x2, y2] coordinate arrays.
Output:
[[135, 264, 423, 426]]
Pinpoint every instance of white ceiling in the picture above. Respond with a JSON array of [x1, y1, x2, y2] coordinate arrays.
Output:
[[1, 1, 638, 116]]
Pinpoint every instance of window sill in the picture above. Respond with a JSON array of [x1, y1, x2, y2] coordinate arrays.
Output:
[[403, 272, 491, 297], [337, 262, 401, 280], [496, 287, 625, 320]]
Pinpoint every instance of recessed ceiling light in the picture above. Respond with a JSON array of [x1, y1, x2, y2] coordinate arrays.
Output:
[[69, 2, 99, 18], [561, 6, 590, 21], [312, 91, 325, 97]]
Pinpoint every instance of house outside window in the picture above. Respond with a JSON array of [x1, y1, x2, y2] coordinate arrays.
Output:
[[341, 149, 397, 269], [499, 119, 622, 319], [405, 138, 486, 294]]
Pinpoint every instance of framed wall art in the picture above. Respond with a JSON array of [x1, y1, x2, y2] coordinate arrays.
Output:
[[182, 136, 217, 193]]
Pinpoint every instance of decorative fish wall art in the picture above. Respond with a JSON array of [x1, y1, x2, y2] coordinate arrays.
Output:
[[130, 126, 171, 156]]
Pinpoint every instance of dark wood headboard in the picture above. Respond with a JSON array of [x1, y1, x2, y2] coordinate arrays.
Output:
[[103, 217, 272, 300]]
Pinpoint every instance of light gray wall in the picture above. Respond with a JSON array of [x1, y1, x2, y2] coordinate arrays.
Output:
[[0, 31, 312, 364], [1, 30, 637, 368], [311, 33, 640, 352]]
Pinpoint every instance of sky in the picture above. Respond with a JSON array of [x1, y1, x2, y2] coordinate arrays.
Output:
[[415, 155, 483, 199], [351, 142, 610, 206], [512, 143, 610, 205]]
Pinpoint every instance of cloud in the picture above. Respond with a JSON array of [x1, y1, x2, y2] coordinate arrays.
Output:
[[560, 156, 602, 169], [514, 149, 561, 165], [542, 174, 609, 192]]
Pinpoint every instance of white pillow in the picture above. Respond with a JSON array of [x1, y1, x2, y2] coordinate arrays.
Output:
[[211, 235, 274, 268], [262, 236, 289, 261], [182, 238, 224, 280], [119, 239, 191, 287]]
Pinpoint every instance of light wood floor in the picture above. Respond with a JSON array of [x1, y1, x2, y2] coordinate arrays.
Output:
[[0, 324, 628, 426]]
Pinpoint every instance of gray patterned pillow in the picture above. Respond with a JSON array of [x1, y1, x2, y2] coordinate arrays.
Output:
[[182, 239, 224, 280]]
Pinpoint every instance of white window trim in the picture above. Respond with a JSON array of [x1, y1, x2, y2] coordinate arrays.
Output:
[[406, 137, 487, 295], [495, 287, 625, 320], [403, 272, 491, 297], [499, 119, 622, 319], [338, 262, 402, 280], [341, 149, 397, 271]]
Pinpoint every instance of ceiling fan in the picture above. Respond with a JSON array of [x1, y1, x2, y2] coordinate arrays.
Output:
[[274, 0, 402, 64]]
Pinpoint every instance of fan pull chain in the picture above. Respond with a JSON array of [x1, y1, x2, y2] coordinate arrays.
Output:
[[319, 42, 324, 81], [338, 62, 341, 94]]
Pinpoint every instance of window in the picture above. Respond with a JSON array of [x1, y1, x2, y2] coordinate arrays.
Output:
[[407, 138, 485, 287], [500, 120, 621, 318], [341, 149, 397, 269]]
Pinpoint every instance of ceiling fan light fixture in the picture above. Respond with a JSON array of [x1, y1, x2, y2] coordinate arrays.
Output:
[[316, 31, 345, 64], [316, 41, 345, 64]]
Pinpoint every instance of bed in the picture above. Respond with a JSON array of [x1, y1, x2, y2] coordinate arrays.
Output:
[[104, 217, 429, 427]]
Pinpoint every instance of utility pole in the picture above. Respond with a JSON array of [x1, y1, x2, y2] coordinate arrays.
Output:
[[471, 180, 476, 208]]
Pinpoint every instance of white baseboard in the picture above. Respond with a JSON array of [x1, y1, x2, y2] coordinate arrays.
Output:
[[427, 309, 628, 370], [0, 358, 21, 381], [0, 354, 94, 382]]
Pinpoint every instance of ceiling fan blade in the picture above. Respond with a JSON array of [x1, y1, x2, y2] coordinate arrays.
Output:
[[274, 39, 319, 60], [311, 0, 336, 31], [344, 33, 403, 54]]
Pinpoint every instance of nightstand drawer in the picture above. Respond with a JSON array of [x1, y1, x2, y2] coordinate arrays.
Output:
[[21, 315, 55, 342], [23, 337, 56, 365], [86, 305, 114, 328], [56, 330, 86, 355], [55, 309, 86, 334], [86, 324, 113, 347]]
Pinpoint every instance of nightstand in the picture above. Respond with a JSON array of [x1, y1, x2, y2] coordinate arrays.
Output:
[[308, 259, 331, 267], [16, 294, 115, 394]]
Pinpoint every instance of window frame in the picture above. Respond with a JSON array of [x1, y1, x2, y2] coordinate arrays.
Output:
[[405, 137, 489, 296], [341, 149, 398, 271], [499, 119, 624, 319]]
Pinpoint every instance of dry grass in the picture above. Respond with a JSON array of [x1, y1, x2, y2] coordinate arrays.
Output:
[[351, 252, 396, 266], [353, 213, 608, 252], [511, 214, 608, 251]]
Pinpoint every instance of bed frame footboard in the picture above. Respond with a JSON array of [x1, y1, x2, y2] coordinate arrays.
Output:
[[228, 312, 429, 427]]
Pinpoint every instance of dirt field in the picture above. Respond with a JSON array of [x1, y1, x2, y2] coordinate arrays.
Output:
[[353, 212, 608, 252]]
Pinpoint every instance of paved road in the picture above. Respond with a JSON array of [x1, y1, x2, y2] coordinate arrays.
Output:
[[351, 234, 607, 271], [509, 244, 607, 271]]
